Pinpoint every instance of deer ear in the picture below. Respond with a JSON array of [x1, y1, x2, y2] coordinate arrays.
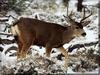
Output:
[[82, 21, 91, 27]]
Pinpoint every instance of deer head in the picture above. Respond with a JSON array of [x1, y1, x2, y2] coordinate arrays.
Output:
[[63, 10, 92, 37]]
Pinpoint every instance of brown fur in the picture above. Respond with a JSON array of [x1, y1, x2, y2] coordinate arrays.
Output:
[[12, 17, 89, 68]]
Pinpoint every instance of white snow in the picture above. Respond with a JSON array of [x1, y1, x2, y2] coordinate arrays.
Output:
[[0, 0, 99, 74]]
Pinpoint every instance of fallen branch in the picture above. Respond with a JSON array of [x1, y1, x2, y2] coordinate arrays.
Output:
[[0, 19, 8, 22], [5, 46, 17, 54], [0, 39, 15, 44], [68, 41, 99, 52], [0, 32, 12, 36], [0, 47, 3, 52]]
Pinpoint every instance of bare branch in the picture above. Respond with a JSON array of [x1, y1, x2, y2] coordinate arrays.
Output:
[[80, 7, 92, 23], [0, 19, 8, 22], [68, 41, 99, 52], [5, 15, 18, 21], [0, 32, 12, 36], [0, 38, 15, 45], [5, 46, 17, 54]]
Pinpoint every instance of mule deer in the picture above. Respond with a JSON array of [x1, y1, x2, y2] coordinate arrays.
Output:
[[10, 11, 92, 68]]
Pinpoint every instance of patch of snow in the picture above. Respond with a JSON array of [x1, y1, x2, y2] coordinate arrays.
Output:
[[5, 11, 19, 25], [0, 0, 99, 74], [84, 27, 98, 42], [55, 0, 62, 5], [83, 0, 99, 6]]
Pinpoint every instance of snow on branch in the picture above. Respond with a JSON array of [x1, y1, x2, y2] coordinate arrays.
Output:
[[0, 32, 12, 36], [0, 19, 8, 22], [0, 38, 15, 45], [68, 41, 99, 52]]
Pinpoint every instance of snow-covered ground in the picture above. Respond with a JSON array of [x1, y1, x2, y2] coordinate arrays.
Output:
[[0, 0, 99, 74]]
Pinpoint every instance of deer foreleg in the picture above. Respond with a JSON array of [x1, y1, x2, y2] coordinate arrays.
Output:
[[17, 40, 23, 59], [20, 42, 32, 58], [15, 36, 23, 59]]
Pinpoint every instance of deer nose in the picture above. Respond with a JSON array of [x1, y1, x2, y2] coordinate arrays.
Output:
[[82, 33, 86, 36]]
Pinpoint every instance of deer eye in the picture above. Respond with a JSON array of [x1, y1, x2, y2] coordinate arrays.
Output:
[[76, 27, 79, 29]]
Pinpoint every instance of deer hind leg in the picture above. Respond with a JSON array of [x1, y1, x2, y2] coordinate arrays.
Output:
[[58, 47, 69, 69]]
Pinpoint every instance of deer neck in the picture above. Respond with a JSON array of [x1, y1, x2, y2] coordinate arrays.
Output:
[[62, 26, 75, 43]]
